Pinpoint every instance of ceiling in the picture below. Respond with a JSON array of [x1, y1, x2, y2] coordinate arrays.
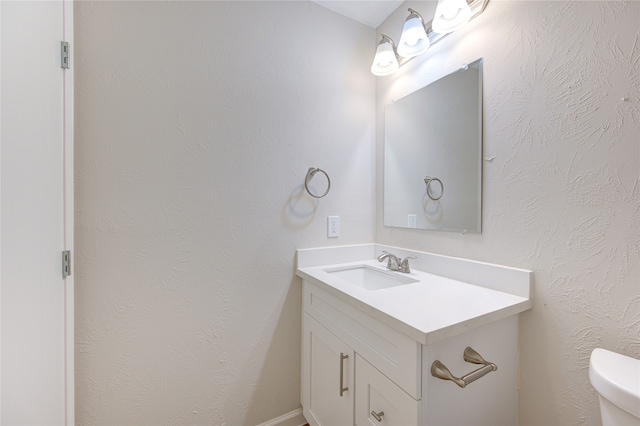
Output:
[[311, 0, 404, 28]]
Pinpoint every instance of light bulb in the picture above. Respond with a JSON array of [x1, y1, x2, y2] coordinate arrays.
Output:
[[442, 3, 458, 19], [397, 12, 430, 58], [371, 36, 399, 76], [432, 0, 471, 34]]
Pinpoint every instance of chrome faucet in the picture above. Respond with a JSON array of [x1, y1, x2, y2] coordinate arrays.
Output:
[[377, 251, 416, 273], [377, 251, 401, 271]]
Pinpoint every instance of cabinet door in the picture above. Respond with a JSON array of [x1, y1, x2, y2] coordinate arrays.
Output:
[[355, 355, 420, 426], [303, 314, 355, 426]]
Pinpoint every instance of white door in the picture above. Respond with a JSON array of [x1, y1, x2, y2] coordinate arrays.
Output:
[[0, 0, 74, 424]]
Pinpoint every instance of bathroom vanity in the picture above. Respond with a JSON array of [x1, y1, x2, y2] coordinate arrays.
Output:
[[296, 244, 532, 426]]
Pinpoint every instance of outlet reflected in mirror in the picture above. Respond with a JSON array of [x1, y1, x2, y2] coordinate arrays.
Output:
[[384, 58, 482, 233]]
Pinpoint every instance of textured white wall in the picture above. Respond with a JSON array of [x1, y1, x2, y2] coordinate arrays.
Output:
[[74, 1, 375, 424], [376, 1, 639, 425]]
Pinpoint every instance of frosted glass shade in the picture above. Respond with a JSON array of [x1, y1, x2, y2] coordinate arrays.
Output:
[[432, 0, 472, 34], [397, 16, 430, 58], [370, 39, 399, 76]]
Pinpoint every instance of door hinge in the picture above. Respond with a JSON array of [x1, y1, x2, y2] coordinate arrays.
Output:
[[62, 250, 71, 278], [60, 41, 70, 69]]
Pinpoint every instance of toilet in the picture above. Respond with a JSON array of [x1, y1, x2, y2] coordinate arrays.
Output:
[[589, 348, 640, 425]]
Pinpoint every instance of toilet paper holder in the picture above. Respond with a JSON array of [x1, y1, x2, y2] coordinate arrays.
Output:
[[431, 347, 497, 388]]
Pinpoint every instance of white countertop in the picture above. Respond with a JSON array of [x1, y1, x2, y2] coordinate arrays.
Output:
[[296, 245, 533, 345]]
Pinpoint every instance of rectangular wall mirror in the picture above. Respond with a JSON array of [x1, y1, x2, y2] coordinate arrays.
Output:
[[384, 58, 483, 233]]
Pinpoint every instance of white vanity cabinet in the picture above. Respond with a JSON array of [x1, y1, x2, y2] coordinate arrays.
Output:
[[301, 279, 423, 426], [298, 244, 532, 426], [301, 280, 519, 426], [302, 311, 420, 426]]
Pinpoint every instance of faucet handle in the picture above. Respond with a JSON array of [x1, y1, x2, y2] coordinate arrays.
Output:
[[376, 250, 389, 263], [399, 256, 417, 273]]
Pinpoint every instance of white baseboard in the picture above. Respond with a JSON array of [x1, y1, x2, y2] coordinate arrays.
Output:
[[257, 407, 307, 426]]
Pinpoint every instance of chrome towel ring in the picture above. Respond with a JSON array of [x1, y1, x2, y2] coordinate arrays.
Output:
[[424, 176, 444, 201], [305, 167, 331, 198]]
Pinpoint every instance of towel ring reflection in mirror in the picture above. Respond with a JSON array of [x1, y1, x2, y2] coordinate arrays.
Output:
[[424, 176, 444, 200], [305, 167, 331, 198]]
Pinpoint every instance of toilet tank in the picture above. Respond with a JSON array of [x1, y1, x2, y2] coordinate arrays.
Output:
[[589, 348, 640, 425]]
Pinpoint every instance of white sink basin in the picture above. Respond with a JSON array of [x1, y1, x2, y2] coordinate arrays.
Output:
[[324, 265, 418, 291]]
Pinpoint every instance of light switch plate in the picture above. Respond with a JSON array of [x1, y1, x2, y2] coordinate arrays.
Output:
[[327, 216, 340, 238]]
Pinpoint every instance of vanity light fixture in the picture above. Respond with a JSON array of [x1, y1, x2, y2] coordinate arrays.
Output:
[[370, 0, 489, 76], [370, 34, 400, 76], [432, 0, 472, 34]]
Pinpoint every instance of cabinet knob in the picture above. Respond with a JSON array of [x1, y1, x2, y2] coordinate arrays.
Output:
[[371, 410, 385, 422]]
